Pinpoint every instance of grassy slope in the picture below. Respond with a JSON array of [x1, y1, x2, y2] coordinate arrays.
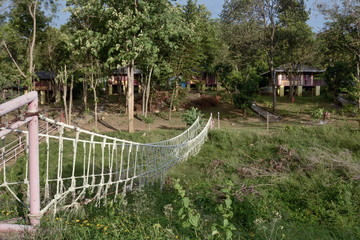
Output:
[[21, 124, 359, 240], [2, 95, 360, 240]]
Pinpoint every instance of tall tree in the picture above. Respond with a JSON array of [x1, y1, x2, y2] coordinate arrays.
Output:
[[1, 0, 53, 89], [318, 0, 360, 108], [277, 0, 313, 100], [136, 1, 186, 118], [102, 0, 154, 132], [67, 0, 106, 129], [221, 0, 281, 111]]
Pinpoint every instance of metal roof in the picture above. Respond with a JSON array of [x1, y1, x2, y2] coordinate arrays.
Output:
[[261, 64, 325, 75], [35, 71, 55, 80], [113, 67, 142, 75]]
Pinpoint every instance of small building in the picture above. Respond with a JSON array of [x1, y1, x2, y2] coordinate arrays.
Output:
[[35, 71, 55, 104], [108, 67, 141, 95], [261, 64, 325, 96], [179, 71, 220, 91]]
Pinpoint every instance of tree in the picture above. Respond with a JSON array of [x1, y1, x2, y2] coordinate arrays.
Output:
[[67, 0, 107, 129], [167, 0, 219, 120], [1, 0, 54, 89], [136, 0, 186, 118], [221, 0, 281, 111], [101, 0, 159, 132], [318, 0, 360, 108], [232, 70, 260, 116], [277, 0, 313, 100], [324, 61, 357, 101]]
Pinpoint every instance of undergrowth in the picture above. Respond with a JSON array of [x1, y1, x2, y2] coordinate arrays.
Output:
[[2, 125, 360, 239]]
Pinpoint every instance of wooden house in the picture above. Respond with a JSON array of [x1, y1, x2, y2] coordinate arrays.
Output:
[[108, 67, 141, 95], [179, 71, 220, 91], [262, 65, 325, 96], [35, 71, 55, 104]]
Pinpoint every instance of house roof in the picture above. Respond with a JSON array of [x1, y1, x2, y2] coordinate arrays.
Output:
[[36, 71, 55, 80], [113, 67, 142, 75], [261, 64, 325, 75]]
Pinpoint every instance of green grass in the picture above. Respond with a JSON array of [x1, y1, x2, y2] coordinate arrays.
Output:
[[1, 94, 360, 239], [2, 124, 354, 239]]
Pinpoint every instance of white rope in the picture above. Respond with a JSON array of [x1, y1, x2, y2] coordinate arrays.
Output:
[[45, 134, 50, 200], [1, 114, 212, 217]]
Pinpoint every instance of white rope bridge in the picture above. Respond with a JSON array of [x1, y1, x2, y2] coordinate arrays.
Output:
[[0, 95, 212, 226]]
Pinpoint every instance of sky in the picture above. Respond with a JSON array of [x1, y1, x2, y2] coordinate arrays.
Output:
[[53, 0, 328, 32]]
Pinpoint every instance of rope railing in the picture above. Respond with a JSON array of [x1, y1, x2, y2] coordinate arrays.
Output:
[[0, 112, 212, 219]]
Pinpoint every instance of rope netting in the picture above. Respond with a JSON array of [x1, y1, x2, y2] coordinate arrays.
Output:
[[0, 114, 212, 217]]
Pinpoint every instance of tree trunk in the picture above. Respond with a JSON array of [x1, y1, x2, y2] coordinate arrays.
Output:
[[270, 59, 277, 112], [127, 60, 135, 133], [83, 79, 88, 110], [168, 81, 177, 121], [142, 72, 146, 116], [62, 66, 68, 124], [93, 86, 98, 130], [145, 67, 153, 118], [68, 75, 74, 125], [289, 73, 294, 101], [117, 76, 124, 111], [28, 0, 38, 90], [54, 79, 61, 103], [91, 72, 98, 130], [357, 57, 360, 110]]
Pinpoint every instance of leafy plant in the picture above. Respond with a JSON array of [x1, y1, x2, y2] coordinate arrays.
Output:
[[143, 116, 154, 124], [174, 179, 201, 237], [181, 107, 204, 126], [311, 108, 325, 119], [212, 181, 237, 240]]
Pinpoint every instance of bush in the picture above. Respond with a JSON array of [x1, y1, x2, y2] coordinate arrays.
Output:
[[311, 108, 325, 119], [181, 107, 204, 126], [233, 79, 259, 110], [184, 95, 219, 109]]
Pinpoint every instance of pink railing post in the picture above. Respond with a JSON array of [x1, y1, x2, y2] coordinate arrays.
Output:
[[28, 95, 40, 226], [0, 91, 39, 233]]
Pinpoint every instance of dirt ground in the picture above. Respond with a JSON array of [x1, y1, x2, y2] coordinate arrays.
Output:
[[39, 100, 268, 134], [37, 93, 357, 134]]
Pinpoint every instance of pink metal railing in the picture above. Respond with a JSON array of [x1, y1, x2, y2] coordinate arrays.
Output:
[[0, 121, 57, 167], [0, 91, 40, 233]]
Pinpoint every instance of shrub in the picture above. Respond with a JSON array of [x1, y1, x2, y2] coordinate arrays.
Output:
[[181, 107, 204, 126], [311, 108, 325, 119], [233, 80, 259, 110], [184, 95, 219, 109]]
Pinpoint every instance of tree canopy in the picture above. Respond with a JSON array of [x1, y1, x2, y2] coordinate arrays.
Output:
[[0, 0, 359, 124]]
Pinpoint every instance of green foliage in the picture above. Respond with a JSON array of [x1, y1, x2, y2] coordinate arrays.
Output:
[[311, 108, 325, 119], [174, 179, 201, 235], [143, 116, 154, 125], [317, 0, 359, 81], [0, 0, 54, 87], [170, 125, 360, 238], [233, 78, 259, 110], [2, 124, 360, 239], [325, 62, 357, 98], [181, 107, 204, 126], [211, 181, 237, 240]]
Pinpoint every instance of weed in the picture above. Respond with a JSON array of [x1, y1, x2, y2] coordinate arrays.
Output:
[[211, 181, 237, 240], [311, 108, 325, 119], [174, 179, 201, 237], [254, 211, 286, 240]]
